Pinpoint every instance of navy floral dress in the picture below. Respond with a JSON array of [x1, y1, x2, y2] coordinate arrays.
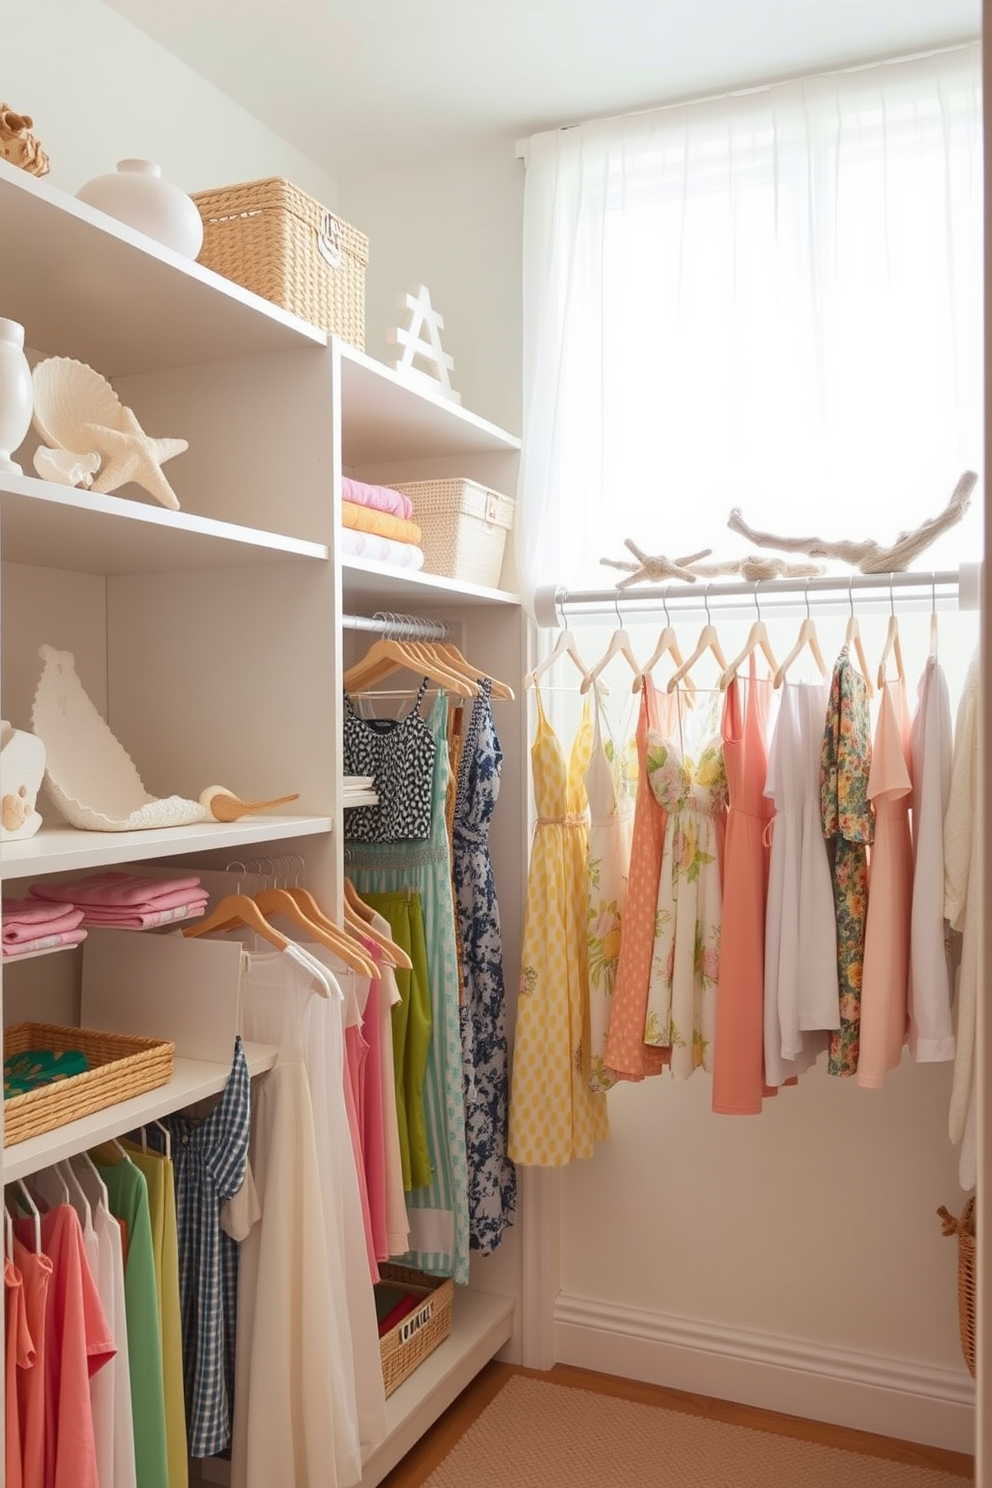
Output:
[[453, 679, 517, 1253]]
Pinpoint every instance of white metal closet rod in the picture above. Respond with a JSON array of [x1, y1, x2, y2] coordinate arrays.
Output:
[[533, 562, 982, 626], [342, 610, 453, 641]]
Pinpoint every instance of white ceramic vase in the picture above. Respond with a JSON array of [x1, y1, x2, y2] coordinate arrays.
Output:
[[76, 158, 204, 259], [0, 317, 33, 475]]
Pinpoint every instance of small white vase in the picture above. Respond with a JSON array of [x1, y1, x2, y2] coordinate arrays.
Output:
[[76, 159, 204, 259], [0, 318, 33, 475]]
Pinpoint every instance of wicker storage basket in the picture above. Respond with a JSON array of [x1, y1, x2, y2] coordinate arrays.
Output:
[[388, 478, 515, 588], [3, 1021, 175, 1146], [377, 1263, 454, 1397], [191, 177, 368, 348], [937, 1198, 976, 1377]]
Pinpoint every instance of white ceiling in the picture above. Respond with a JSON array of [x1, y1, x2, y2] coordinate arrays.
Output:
[[107, 0, 980, 178]]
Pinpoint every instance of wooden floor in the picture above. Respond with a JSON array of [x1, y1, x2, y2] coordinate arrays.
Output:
[[378, 1362, 975, 1486]]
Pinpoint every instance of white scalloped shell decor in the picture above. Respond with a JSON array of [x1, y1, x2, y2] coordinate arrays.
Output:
[[32, 356, 124, 451], [31, 645, 208, 831]]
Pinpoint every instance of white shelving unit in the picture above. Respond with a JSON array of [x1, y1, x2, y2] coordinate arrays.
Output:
[[0, 158, 526, 1484]]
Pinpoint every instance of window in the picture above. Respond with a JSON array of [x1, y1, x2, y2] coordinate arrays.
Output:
[[516, 44, 983, 601]]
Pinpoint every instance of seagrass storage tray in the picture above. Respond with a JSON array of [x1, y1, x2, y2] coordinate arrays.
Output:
[[378, 1263, 454, 1397], [937, 1197, 976, 1377], [191, 177, 369, 348], [3, 1021, 175, 1146], [387, 478, 515, 588]]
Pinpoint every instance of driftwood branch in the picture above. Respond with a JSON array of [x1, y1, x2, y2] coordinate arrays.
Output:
[[600, 541, 712, 587], [727, 471, 977, 573]]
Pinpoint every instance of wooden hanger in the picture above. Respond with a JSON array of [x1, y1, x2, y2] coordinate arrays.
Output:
[[772, 584, 827, 689], [280, 879, 407, 973], [343, 633, 476, 698], [667, 587, 729, 691], [183, 892, 291, 952], [876, 578, 905, 690], [843, 580, 874, 698], [579, 598, 642, 695], [718, 584, 779, 690], [343, 878, 414, 970], [432, 639, 515, 701], [251, 887, 378, 978]]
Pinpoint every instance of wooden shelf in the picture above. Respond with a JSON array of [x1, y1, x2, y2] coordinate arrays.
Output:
[[2, 1040, 279, 1182], [361, 1289, 515, 1487], [342, 556, 520, 609], [338, 341, 521, 464], [0, 158, 326, 376], [0, 473, 329, 574], [0, 816, 333, 883]]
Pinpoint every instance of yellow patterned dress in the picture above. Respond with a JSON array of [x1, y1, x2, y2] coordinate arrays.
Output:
[[508, 685, 610, 1165]]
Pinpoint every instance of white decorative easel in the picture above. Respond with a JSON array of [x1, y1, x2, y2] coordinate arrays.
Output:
[[387, 284, 461, 404]]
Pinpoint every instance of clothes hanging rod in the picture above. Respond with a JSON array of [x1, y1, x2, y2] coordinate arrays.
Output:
[[342, 610, 453, 641], [533, 564, 981, 627]]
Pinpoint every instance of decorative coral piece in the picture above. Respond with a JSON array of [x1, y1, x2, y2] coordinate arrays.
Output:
[[727, 471, 977, 573], [0, 104, 49, 177]]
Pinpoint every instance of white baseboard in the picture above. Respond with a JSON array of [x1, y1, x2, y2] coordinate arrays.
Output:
[[555, 1293, 975, 1455]]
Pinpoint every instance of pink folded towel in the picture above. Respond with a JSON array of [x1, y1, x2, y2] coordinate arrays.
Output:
[[2, 900, 86, 943], [80, 897, 208, 930], [2, 927, 87, 958], [341, 476, 414, 521], [30, 871, 202, 909]]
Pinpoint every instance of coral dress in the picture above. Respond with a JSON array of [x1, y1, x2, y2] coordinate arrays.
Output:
[[711, 661, 773, 1115], [642, 694, 728, 1079], [604, 679, 672, 1082], [858, 680, 913, 1088], [508, 686, 609, 1166]]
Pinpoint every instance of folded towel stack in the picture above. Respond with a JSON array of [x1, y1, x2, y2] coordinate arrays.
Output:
[[341, 477, 426, 571], [28, 871, 209, 930], [2, 898, 87, 958]]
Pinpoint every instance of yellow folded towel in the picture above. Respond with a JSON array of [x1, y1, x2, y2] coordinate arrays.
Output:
[[341, 501, 422, 545]]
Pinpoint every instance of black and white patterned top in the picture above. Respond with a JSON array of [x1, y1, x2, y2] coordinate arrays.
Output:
[[342, 678, 436, 841]]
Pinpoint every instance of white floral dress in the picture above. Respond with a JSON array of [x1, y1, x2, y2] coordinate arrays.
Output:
[[585, 689, 634, 1093], [642, 696, 728, 1078]]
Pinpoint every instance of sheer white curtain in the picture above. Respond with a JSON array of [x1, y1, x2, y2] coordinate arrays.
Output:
[[516, 44, 983, 606]]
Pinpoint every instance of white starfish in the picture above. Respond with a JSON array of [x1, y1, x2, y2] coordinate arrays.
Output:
[[82, 406, 188, 510]]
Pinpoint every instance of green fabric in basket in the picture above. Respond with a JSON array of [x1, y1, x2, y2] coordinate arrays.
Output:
[[4, 1047, 89, 1098]]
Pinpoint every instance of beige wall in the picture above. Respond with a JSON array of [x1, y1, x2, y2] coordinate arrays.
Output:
[[3, 0, 338, 203]]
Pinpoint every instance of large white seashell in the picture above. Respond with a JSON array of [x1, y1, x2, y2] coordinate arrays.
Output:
[[32, 356, 125, 452], [31, 644, 209, 831]]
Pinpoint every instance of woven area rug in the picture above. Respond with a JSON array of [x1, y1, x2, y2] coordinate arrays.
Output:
[[422, 1376, 969, 1487]]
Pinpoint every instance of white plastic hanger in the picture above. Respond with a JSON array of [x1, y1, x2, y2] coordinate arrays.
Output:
[[138, 1120, 172, 1161], [28, 1163, 69, 1210], [773, 580, 828, 689], [70, 1151, 111, 1211], [57, 1159, 92, 1231], [633, 588, 689, 694], [524, 596, 593, 690], [579, 594, 642, 695], [843, 575, 874, 698], [876, 575, 905, 690], [718, 583, 779, 690], [929, 573, 939, 658], [4, 1201, 13, 1261], [15, 1180, 42, 1253], [667, 586, 729, 691]]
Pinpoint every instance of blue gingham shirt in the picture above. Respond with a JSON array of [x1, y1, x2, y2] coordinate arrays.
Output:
[[161, 1035, 251, 1458]]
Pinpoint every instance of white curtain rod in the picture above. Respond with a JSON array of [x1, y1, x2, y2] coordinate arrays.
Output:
[[342, 610, 453, 641], [533, 564, 982, 627]]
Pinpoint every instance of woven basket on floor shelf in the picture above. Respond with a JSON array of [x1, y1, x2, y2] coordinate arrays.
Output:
[[937, 1197, 976, 1377], [378, 1263, 454, 1397], [3, 1021, 175, 1146], [191, 176, 368, 348], [387, 478, 515, 588]]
